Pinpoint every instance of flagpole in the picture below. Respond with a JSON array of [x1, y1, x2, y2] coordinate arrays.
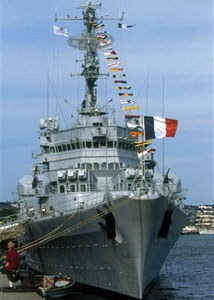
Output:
[[54, 5, 58, 23], [47, 68, 50, 119], [145, 67, 150, 115], [141, 115, 145, 182], [162, 75, 165, 176]]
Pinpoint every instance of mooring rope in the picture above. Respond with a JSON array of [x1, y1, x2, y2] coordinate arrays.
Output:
[[16, 208, 81, 253], [17, 194, 136, 253]]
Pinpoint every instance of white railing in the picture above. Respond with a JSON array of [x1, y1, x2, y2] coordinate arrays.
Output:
[[52, 190, 130, 215]]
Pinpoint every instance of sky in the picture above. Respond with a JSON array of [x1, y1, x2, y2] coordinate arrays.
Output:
[[0, 0, 213, 205]]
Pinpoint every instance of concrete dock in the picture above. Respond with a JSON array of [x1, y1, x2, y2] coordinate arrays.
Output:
[[0, 274, 40, 300]]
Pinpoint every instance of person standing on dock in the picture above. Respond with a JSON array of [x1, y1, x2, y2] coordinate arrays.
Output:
[[0, 241, 20, 287]]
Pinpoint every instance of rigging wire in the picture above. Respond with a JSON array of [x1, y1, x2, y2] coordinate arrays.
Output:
[[49, 79, 69, 129], [16, 195, 135, 253], [145, 68, 150, 115], [51, 45, 69, 128], [76, 53, 80, 113], [47, 68, 50, 118], [133, 73, 148, 104], [105, 75, 108, 110], [15, 209, 80, 253]]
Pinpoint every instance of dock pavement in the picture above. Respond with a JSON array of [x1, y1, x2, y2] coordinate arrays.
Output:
[[0, 274, 40, 300]]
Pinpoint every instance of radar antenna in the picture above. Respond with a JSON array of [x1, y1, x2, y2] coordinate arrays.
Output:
[[55, 1, 124, 116]]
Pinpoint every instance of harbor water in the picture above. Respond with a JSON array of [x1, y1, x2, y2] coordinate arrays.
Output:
[[64, 234, 214, 300]]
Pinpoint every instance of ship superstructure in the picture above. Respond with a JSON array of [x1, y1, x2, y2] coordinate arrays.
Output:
[[16, 2, 187, 299]]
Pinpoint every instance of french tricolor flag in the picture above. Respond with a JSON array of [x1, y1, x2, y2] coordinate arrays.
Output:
[[144, 116, 178, 140]]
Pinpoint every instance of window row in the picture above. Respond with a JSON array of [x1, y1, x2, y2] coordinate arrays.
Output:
[[113, 181, 142, 191], [80, 162, 121, 170], [56, 162, 124, 172], [42, 140, 136, 154], [50, 183, 96, 194]]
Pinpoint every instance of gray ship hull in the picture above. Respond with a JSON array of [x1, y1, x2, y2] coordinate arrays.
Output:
[[22, 195, 186, 299]]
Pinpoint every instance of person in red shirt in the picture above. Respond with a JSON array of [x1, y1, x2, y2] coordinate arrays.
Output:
[[0, 241, 20, 275], [0, 241, 20, 287], [5, 241, 20, 272]]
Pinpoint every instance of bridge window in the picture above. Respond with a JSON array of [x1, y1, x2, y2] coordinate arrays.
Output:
[[108, 141, 113, 148], [86, 141, 92, 148], [101, 162, 107, 170], [93, 122, 103, 126], [128, 183, 132, 191], [71, 143, 76, 150], [70, 185, 76, 192], [94, 163, 99, 170], [59, 185, 65, 193], [108, 163, 114, 170], [43, 146, 49, 153], [93, 141, 99, 148], [115, 163, 119, 169], [50, 147, 55, 153], [100, 140, 106, 147], [87, 163, 92, 170], [50, 182, 57, 194], [67, 144, 71, 151], [114, 184, 119, 191], [80, 184, 86, 192], [58, 145, 62, 152], [90, 184, 96, 191]]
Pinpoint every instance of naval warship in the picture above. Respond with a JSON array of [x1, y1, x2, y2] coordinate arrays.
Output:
[[16, 1, 187, 299]]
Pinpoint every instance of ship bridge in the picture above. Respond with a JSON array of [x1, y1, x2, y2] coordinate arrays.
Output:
[[37, 114, 139, 192]]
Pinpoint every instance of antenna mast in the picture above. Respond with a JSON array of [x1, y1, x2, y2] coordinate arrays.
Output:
[[55, 1, 123, 116]]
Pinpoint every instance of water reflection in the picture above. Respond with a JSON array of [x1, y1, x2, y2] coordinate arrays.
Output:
[[63, 270, 199, 300], [63, 275, 178, 300], [145, 275, 179, 300]]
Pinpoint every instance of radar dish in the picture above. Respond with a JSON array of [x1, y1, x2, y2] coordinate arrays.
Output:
[[78, 1, 101, 10], [68, 34, 114, 51]]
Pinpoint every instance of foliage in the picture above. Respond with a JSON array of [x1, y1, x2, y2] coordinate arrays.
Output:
[[0, 206, 18, 221]]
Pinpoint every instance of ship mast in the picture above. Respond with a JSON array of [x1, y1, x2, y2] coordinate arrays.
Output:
[[80, 3, 100, 115], [56, 1, 121, 116]]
